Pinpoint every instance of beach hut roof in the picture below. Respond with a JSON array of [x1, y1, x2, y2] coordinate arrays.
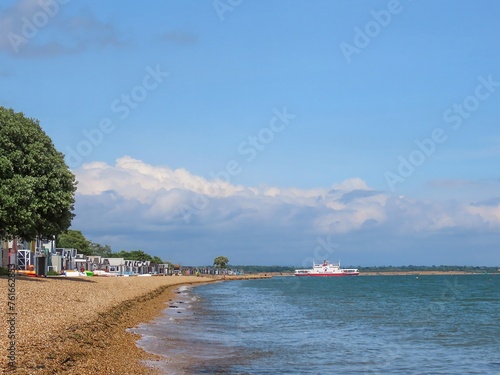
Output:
[[103, 258, 124, 266]]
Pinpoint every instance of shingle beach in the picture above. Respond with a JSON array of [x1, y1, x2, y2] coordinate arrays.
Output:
[[0, 275, 214, 374]]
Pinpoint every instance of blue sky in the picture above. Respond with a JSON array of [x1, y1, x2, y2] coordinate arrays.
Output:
[[1, 0, 499, 266]]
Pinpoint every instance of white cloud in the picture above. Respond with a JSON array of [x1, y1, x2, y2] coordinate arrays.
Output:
[[466, 204, 500, 228], [77, 156, 245, 200], [332, 177, 370, 191], [72, 157, 500, 265]]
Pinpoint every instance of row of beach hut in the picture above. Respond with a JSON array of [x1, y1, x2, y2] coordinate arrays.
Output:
[[0, 238, 179, 276]]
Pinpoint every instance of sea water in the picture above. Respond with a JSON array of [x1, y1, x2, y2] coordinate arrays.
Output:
[[132, 275, 500, 374]]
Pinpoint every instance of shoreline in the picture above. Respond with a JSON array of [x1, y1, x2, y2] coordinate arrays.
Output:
[[0, 275, 217, 374]]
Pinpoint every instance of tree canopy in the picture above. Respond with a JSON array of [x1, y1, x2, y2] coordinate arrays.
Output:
[[213, 255, 229, 268], [89, 242, 112, 257], [108, 250, 164, 263], [0, 107, 77, 240], [56, 229, 92, 255], [55, 229, 164, 262]]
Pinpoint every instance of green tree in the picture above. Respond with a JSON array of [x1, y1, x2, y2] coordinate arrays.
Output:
[[128, 250, 153, 261], [109, 250, 152, 261], [107, 250, 164, 263], [151, 256, 164, 264], [213, 256, 229, 269], [0, 107, 77, 240], [57, 230, 92, 255], [89, 242, 112, 257]]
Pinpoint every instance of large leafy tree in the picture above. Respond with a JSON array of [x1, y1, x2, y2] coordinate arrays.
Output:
[[213, 255, 229, 269], [56, 230, 91, 255], [0, 107, 77, 240], [89, 242, 112, 257], [109, 250, 164, 263]]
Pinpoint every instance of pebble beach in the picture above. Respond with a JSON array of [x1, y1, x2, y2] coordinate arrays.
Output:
[[0, 275, 215, 374]]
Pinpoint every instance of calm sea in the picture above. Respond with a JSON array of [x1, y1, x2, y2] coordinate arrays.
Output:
[[132, 275, 500, 374]]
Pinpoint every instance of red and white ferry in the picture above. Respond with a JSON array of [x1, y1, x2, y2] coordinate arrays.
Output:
[[294, 260, 359, 277]]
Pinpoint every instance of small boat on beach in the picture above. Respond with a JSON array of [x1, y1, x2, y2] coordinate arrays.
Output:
[[295, 260, 359, 277]]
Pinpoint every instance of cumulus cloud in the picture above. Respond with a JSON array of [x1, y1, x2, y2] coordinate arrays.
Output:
[[75, 156, 385, 232], [0, 0, 122, 57], [72, 157, 500, 265]]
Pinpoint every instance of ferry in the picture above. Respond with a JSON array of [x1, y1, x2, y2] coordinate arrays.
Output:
[[294, 260, 359, 277]]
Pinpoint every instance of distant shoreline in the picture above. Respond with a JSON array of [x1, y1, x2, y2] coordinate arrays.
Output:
[[359, 271, 497, 276], [262, 271, 498, 277]]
